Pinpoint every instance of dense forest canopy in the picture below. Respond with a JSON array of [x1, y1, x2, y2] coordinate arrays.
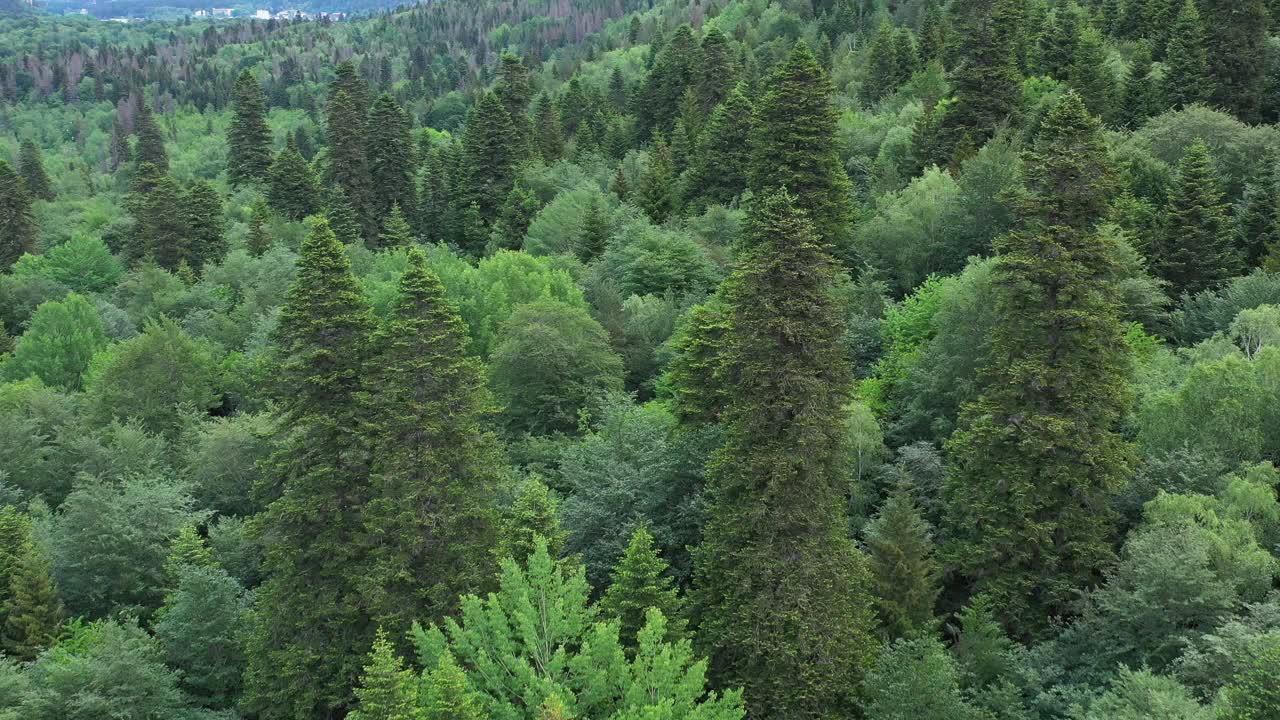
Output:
[[1, 0, 1280, 718]]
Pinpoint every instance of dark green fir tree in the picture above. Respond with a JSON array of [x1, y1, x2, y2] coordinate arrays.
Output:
[[685, 86, 753, 211], [863, 486, 941, 641], [1, 543, 62, 661], [750, 41, 856, 264], [463, 91, 520, 232], [243, 218, 375, 719], [267, 137, 321, 221], [327, 89, 377, 240], [0, 160, 37, 271], [17, 139, 54, 201], [534, 94, 565, 163], [1115, 42, 1159, 128], [1200, 0, 1269, 123], [939, 0, 1024, 164], [1154, 140, 1241, 295], [692, 190, 878, 720], [135, 102, 169, 172], [183, 180, 225, 271], [1235, 150, 1280, 268], [227, 70, 273, 186], [247, 198, 273, 256], [366, 93, 417, 225], [1162, 0, 1213, 110], [944, 92, 1134, 638]]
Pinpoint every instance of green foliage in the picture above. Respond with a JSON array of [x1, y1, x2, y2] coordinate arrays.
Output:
[[693, 191, 878, 719], [1, 535, 61, 662], [1162, 0, 1213, 109], [596, 218, 720, 299], [1218, 636, 1280, 720], [862, 637, 977, 720], [1156, 140, 1239, 296], [267, 137, 320, 221], [1081, 668, 1211, 720], [2, 293, 107, 391], [243, 218, 375, 719], [368, 93, 417, 227], [489, 299, 624, 435], [153, 564, 251, 710], [46, 474, 204, 619], [134, 103, 168, 172], [464, 91, 520, 234], [413, 538, 745, 720], [17, 141, 53, 202], [85, 317, 220, 439], [499, 476, 567, 564], [328, 89, 377, 240], [685, 86, 753, 211]]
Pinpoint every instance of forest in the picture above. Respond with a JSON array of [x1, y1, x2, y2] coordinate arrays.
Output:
[[1, 0, 1279, 718]]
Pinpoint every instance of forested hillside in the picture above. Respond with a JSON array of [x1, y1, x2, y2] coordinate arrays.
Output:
[[1, 0, 1280, 718]]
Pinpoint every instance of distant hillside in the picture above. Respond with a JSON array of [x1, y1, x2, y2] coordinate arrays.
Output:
[[38, 0, 425, 19]]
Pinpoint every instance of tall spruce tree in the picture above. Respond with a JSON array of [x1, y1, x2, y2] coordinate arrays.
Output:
[[863, 487, 941, 641], [17, 140, 54, 201], [1155, 140, 1241, 295], [638, 24, 701, 137], [1116, 43, 1159, 128], [1162, 0, 1213, 110], [463, 91, 519, 235], [356, 247, 504, 638], [183, 180, 225, 271], [0, 160, 37, 271], [374, 203, 414, 249], [2, 543, 62, 661], [598, 526, 686, 652], [267, 137, 321, 221], [944, 92, 1134, 638], [750, 41, 857, 264], [862, 22, 900, 106], [327, 88, 377, 241], [1236, 150, 1280, 268], [243, 219, 376, 719], [227, 70, 273, 186], [494, 51, 533, 157], [685, 86, 753, 210], [696, 25, 737, 115], [637, 135, 678, 224], [939, 0, 1024, 163], [1200, 0, 1269, 123], [533, 94, 565, 162], [366, 93, 417, 227], [248, 198, 273, 256], [692, 190, 878, 720], [135, 102, 169, 171]]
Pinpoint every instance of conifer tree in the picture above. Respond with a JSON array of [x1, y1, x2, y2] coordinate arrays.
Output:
[[0, 508, 28, 615], [267, 137, 320, 221], [1037, 4, 1080, 79], [1155, 140, 1240, 295], [183, 180, 225, 270], [248, 198, 273, 256], [227, 70, 273, 186], [919, 1, 946, 61], [164, 525, 216, 585], [348, 629, 422, 720], [637, 135, 677, 224], [863, 487, 941, 641], [331, 60, 371, 118], [662, 295, 731, 425], [357, 247, 504, 636], [109, 116, 130, 172], [135, 102, 169, 171], [576, 194, 610, 262], [374, 203, 414, 249], [944, 92, 1134, 637], [17, 139, 54, 201], [862, 22, 899, 106], [367, 93, 417, 225], [638, 24, 701, 137], [534, 94, 565, 162], [1200, 0, 1269, 123], [939, 0, 1024, 163], [750, 41, 856, 263], [0, 159, 37, 271], [1162, 0, 1213, 110], [327, 88, 377, 240], [1069, 27, 1114, 118], [693, 191, 878, 720], [2, 544, 62, 661], [463, 91, 519, 231], [131, 173, 190, 271], [243, 219, 376, 719], [422, 654, 487, 720], [1116, 43, 1159, 128], [500, 477, 567, 564], [494, 51, 533, 156], [685, 87, 753, 211], [326, 188, 364, 246], [696, 25, 737, 115], [1236, 150, 1280, 268], [599, 526, 686, 651]]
